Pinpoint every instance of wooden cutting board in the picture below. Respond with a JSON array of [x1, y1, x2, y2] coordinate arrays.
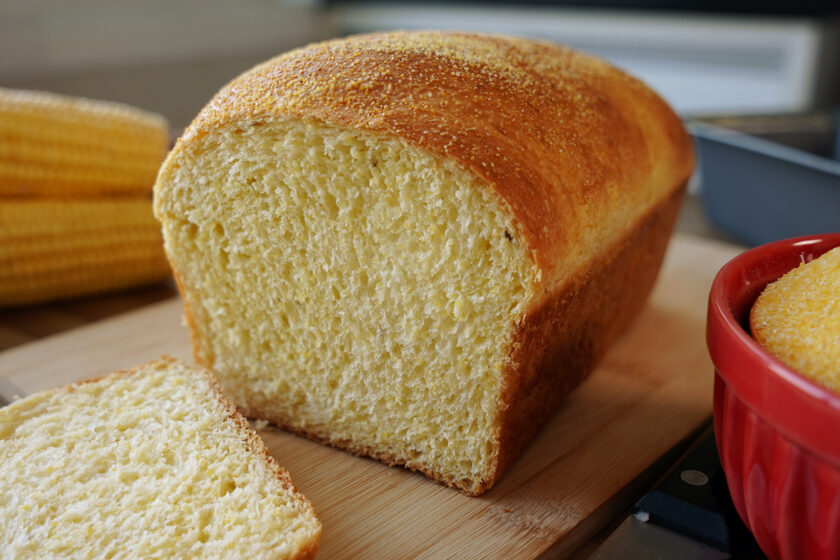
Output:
[[0, 234, 742, 559]]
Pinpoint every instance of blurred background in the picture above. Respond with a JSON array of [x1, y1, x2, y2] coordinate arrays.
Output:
[[3, 0, 838, 127], [1, 0, 838, 314]]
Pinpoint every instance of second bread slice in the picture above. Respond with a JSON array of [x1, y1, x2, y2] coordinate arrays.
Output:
[[0, 357, 321, 559]]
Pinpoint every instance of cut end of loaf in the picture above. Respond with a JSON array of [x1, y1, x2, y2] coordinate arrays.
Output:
[[154, 30, 692, 495], [0, 357, 321, 558], [156, 119, 537, 493]]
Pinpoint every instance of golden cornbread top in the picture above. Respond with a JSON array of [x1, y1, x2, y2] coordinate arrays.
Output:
[[751, 246, 840, 392], [176, 31, 692, 282]]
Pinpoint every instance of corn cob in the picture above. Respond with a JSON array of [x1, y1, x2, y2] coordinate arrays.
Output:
[[0, 198, 172, 306], [0, 88, 169, 198]]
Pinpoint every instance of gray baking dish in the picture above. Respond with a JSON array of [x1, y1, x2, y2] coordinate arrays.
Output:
[[690, 113, 840, 246]]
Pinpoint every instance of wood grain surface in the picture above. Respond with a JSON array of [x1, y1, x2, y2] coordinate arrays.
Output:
[[0, 233, 742, 559]]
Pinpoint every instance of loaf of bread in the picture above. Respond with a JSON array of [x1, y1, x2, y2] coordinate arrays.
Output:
[[751, 247, 840, 392], [0, 357, 321, 559], [154, 31, 694, 494]]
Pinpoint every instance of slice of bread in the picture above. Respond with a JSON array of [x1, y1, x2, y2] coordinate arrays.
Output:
[[154, 31, 693, 494], [751, 246, 840, 391], [0, 357, 320, 559]]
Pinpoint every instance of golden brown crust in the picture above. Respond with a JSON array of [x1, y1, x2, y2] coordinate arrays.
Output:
[[171, 31, 693, 280], [486, 182, 686, 493]]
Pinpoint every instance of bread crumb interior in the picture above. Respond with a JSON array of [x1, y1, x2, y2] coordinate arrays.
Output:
[[0, 360, 318, 557], [156, 119, 535, 491]]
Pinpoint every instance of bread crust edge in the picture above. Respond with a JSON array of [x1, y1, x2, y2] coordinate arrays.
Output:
[[484, 181, 687, 494]]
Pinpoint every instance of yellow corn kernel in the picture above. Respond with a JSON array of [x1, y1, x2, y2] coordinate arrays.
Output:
[[0, 88, 169, 198], [0, 198, 172, 306]]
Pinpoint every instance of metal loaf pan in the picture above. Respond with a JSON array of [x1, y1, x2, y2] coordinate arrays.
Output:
[[690, 112, 840, 246]]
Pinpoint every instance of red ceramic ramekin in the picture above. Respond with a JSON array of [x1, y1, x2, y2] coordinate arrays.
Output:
[[708, 233, 840, 560]]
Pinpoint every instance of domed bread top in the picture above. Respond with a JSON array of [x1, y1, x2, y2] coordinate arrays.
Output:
[[751, 246, 840, 392], [176, 31, 693, 284]]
